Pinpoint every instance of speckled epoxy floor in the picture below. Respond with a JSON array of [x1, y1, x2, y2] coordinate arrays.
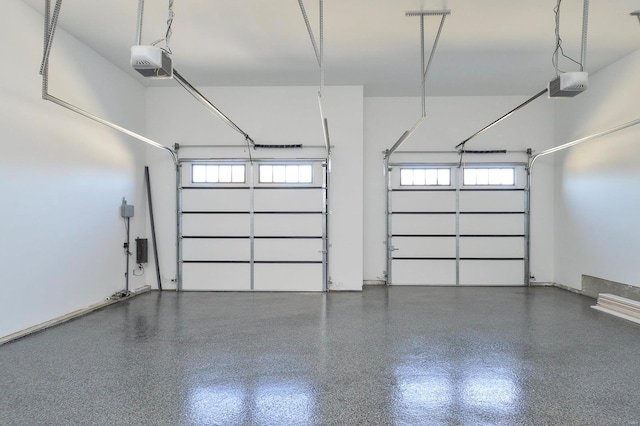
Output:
[[1, 286, 640, 425]]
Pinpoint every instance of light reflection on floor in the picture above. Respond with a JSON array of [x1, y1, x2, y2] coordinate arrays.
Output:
[[462, 369, 519, 411], [394, 355, 520, 422], [188, 385, 245, 425], [188, 381, 313, 425]]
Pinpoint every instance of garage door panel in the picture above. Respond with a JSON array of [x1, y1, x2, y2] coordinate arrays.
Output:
[[183, 189, 249, 212], [183, 238, 249, 261], [392, 191, 456, 212], [393, 237, 456, 258], [392, 259, 457, 285], [459, 237, 524, 258], [254, 214, 322, 237], [392, 214, 456, 235], [459, 260, 524, 285], [183, 214, 249, 236], [254, 188, 323, 211], [254, 239, 323, 262], [459, 191, 524, 212], [180, 161, 326, 291], [459, 214, 524, 235], [182, 263, 251, 291], [253, 263, 322, 291]]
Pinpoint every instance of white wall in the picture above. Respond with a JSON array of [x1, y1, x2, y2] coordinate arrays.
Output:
[[0, 1, 148, 338], [145, 85, 364, 291], [364, 96, 557, 283], [554, 49, 640, 290]]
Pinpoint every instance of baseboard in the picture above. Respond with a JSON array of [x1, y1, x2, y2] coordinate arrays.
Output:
[[0, 285, 151, 346], [529, 281, 554, 287], [530, 281, 587, 295], [363, 280, 386, 286], [582, 275, 640, 302]]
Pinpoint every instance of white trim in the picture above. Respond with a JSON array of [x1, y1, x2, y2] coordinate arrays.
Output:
[[0, 286, 151, 346]]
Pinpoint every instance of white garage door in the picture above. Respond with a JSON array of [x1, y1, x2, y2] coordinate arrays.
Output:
[[387, 162, 528, 286], [180, 160, 327, 291]]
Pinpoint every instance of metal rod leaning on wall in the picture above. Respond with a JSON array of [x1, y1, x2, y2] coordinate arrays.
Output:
[[145, 167, 163, 291], [455, 88, 548, 150]]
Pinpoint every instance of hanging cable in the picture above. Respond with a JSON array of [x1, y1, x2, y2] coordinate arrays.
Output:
[[552, 0, 583, 76], [165, 0, 174, 53], [151, 0, 175, 54]]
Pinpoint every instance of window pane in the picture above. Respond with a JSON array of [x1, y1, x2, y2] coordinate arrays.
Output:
[[401, 168, 452, 186], [476, 169, 489, 185], [206, 165, 219, 183], [464, 167, 515, 186], [413, 169, 426, 186], [438, 169, 450, 185], [464, 169, 476, 185], [298, 165, 313, 183], [273, 165, 286, 183], [500, 168, 515, 185], [192, 165, 206, 183], [488, 169, 502, 185], [400, 169, 413, 186], [285, 165, 299, 183], [260, 165, 273, 183], [425, 169, 438, 185], [231, 165, 245, 183], [218, 165, 232, 183]]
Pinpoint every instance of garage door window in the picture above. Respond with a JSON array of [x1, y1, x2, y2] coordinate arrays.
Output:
[[400, 168, 451, 186], [259, 165, 313, 184], [463, 168, 515, 186], [192, 164, 246, 183]]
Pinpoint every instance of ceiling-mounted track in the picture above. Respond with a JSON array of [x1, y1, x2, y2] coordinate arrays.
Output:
[[384, 10, 451, 161], [298, 0, 330, 158], [133, 0, 256, 152], [455, 88, 548, 150], [40, 0, 177, 163]]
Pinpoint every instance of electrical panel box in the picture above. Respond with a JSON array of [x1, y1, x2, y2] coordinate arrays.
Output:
[[136, 238, 148, 264], [120, 203, 134, 218]]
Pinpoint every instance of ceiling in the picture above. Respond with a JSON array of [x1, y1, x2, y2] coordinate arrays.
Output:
[[23, 0, 640, 96]]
